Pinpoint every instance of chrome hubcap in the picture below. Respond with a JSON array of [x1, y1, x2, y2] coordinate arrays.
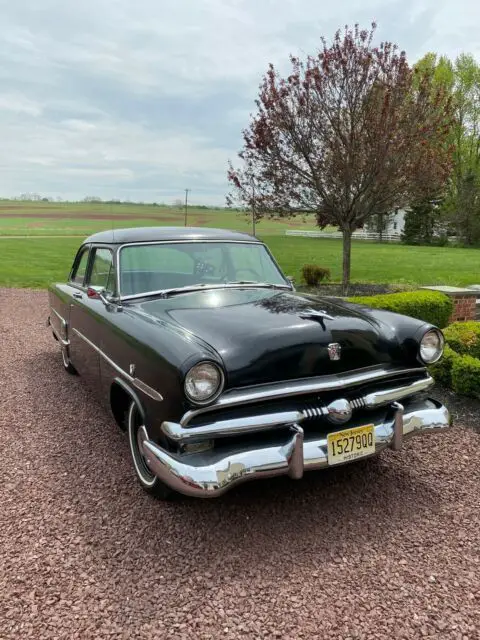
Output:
[[129, 404, 156, 487]]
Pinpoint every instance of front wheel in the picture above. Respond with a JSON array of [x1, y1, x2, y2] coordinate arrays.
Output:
[[127, 400, 177, 501]]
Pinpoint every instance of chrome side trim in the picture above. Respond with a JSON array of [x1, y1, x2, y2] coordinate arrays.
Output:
[[50, 307, 67, 325], [180, 367, 429, 426], [162, 410, 305, 442], [51, 324, 70, 347], [142, 399, 450, 498], [72, 328, 133, 380], [132, 378, 164, 402], [71, 328, 163, 402]]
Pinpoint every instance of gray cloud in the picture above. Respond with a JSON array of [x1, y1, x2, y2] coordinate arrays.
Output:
[[0, 0, 478, 204]]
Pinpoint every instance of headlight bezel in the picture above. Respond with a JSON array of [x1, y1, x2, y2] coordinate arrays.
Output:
[[419, 328, 445, 364], [184, 361, 225, 405]]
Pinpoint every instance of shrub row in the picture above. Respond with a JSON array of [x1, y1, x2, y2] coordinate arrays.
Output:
[[348, 290, 453, 329], [301, 264, 331, 286], [427, 321, 480, 397], [442, 321, 480, 359], [429, 343, 480, 397]]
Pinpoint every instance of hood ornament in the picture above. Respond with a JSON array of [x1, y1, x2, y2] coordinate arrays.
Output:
[[299, 308, 334, 321], [327, 343, 342, 361]]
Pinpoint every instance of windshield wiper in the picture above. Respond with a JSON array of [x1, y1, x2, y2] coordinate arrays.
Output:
[[121, 281, 292, 301], [225, 281, 291, 289]]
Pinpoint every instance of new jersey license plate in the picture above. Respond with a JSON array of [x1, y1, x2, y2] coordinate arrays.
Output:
[[327, 424, 375, 465]]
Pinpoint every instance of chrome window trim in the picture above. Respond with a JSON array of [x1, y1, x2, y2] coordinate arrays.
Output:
[[114, 239, 292, 300], [69, 244, 92, 288], [87, 245, 116, 294], [180, 366, 429, 426], [71, 328, 163, 402]]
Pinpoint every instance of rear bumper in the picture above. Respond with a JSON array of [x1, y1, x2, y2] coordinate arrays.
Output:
[[140, 398, 450, 498]]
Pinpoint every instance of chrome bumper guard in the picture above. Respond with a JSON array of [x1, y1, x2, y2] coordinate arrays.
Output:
[[139, 398, 451, 498]]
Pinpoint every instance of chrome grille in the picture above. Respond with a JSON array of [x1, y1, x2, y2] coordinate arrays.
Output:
[[300, 396, 366, 421], [301, 403, 324, 420]]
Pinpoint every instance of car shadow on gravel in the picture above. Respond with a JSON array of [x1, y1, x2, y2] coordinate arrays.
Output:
[[24, 348, 451, 580]]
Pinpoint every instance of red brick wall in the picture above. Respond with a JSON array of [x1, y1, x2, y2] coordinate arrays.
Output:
[[448, 296, 477, 323]]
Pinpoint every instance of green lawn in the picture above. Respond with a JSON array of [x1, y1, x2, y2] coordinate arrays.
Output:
[[1, 235, 480, 290]]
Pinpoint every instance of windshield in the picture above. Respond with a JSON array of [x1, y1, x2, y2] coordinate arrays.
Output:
[[119, 241, 289, 297]]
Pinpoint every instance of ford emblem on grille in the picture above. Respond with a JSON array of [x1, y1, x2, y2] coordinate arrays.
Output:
[[327, 342, 341, 361]]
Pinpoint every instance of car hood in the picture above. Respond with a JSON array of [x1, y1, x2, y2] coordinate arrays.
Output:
[[132, 288, 424, 387]]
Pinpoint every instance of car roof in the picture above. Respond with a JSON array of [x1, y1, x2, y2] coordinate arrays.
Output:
[[83, 226, 261, 245]]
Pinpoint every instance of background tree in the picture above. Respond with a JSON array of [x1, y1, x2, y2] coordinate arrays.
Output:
[[415, 53, 480, 244], [227, 23, 453, 293], [401, 198, 440, 245], [365, 210, 396, 240]]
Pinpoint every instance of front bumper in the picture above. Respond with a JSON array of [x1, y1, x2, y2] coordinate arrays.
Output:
[[139, 398, 450, 498]]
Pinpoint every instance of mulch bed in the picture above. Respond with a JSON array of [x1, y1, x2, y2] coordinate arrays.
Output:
[[299, 282, 413, 297], [433, 383, 480, 433]]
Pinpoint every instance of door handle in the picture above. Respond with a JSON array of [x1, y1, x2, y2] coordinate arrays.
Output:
[[73, 292, 83, 299]]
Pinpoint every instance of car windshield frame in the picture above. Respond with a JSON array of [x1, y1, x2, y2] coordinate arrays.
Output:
[[116, 239, 292, 300]]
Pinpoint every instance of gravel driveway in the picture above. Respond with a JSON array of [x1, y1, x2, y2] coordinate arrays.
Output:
[[1, 288, 479, 640]]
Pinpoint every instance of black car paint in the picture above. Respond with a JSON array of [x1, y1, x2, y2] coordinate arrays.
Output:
[[48, 231, 434, 445]]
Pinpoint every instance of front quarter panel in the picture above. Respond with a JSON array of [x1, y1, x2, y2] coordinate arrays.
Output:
[[338, 299, 439, 366], [97, 303, 223, 439]]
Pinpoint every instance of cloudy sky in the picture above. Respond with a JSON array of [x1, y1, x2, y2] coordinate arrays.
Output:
[[0, 0, 478, 205]]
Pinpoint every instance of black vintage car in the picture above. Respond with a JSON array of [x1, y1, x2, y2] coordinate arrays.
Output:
[[48, 226, 450, 499]]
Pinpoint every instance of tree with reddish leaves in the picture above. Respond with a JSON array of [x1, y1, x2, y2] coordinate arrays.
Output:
[[227, 23, 453, 294]]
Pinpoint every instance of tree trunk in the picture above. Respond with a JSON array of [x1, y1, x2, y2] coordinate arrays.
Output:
[[341, 228, 352, 296]]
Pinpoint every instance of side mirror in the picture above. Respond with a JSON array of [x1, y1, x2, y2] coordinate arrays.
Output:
[[87, 285, 105, 299], [87, 286, 111, 306], [287, 275, 295, 285]]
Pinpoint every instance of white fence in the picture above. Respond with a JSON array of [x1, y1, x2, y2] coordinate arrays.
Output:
[[285, 230, 402, 242]]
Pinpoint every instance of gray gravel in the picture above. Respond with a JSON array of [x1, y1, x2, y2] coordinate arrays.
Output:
[[0, 287, 479, 640]]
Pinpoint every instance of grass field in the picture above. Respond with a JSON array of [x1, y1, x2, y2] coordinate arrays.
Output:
[[1, 201, 480, 289], [0, 201, 321, 237]]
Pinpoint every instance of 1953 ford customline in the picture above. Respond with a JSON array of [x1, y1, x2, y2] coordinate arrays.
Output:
[[47, 226, 450, 499]]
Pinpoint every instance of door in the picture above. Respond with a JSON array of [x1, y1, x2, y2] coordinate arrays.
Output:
[[68, 246, 116, 393], [67, 245, 101, 388]]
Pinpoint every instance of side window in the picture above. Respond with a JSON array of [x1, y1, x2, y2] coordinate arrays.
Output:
[[71, 248, 90, 285], [88, 248, 115, 293]]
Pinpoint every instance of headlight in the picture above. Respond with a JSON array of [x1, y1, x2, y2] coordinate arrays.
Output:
[[419, 329, 444, 364], [184, 362, 224, 404]]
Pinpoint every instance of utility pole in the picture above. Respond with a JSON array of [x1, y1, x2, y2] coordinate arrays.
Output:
[[184, 189, 190, 227]]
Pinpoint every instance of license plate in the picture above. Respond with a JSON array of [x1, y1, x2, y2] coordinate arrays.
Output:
[[327, 424, 375, 465]]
